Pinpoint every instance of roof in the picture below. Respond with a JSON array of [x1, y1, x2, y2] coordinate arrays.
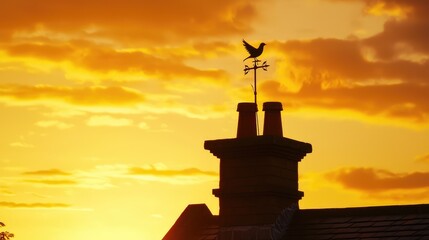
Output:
[[164, 204, 429, 240], [163, 204, 218, 240], [284, 204, 429, 240]]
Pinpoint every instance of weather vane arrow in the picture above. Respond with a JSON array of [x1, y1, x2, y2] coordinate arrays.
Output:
[[242, 39, 270, 106]]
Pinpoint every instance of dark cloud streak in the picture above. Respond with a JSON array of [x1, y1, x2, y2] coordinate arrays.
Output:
[[326, 167, 429, 192]]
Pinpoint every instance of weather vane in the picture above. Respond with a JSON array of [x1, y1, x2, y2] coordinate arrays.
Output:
[[243, 39, 269, 106]]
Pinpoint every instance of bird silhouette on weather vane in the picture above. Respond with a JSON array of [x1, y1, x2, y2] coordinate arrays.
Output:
[[242, 39, 270, 106]]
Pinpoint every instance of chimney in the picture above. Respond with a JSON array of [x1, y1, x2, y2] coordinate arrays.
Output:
[[236, 102, 258, 138], [204, 102, 312, 227], [263, 102, 283, 136]]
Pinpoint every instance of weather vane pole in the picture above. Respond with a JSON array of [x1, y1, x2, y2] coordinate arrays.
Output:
[[243, 40, 270, 106]]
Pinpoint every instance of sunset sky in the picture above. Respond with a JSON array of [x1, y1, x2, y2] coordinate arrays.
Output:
[[1, 0, 429, 239]]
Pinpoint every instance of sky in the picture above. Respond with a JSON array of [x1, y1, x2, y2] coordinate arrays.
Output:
[[1, 0, 429, 239]]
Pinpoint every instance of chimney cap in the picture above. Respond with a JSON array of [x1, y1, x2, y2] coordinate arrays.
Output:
[[263, 101, 283, 111], [237, 102, 258, 112]]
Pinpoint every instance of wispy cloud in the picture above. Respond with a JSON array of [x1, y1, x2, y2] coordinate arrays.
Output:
[[86, 115, 133, 127], [9, 141, 34, 148], [129, 166, 218, 177], [137, 121, 149, 130], [0, 84, 228, 119], [0, 85, 145, 107], [2, 42, 229, 84], [18, 164, 218, 190], [22, 169, 78, 186], [0, 201, 70, 208], [127, 165, 218, 184], [24, 179, 78, 185], [0, 187, 14, 196], [23, 169, 72, 176], [77, 47, 227, 81], [35, 120, 73, 129]]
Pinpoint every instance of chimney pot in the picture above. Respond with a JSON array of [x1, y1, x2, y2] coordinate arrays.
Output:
[[236, 102, 258, 138], [263, 102, 283, 137]]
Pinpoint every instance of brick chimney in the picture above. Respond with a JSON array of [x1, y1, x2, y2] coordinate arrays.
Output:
[[204, 102, 312, 227]]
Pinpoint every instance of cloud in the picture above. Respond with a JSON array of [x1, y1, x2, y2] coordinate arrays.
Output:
[[86, 115, 133, 127], [0, 201, 70, 208], [0, 84, 228, 119], [366, 189, 429, 201], [24, 179, 78, 185], [0, 188, 14, 196], [274, 38, 429, 85], [20, 167, 112, 189], [333, 0, 412, 17], [191, 41, 237, 59], [44, 109, 86, 118], [23, 169, 72, 176], [2, 41, 229, 83], [361, 0, 429, 59], [261, 80, 429, 125], [6, 42, 75, 61], [332, 0, 429, 59], [9, 141, 34, 148], [326, 167, 429, 192], [263, 1, 429, 126], [22, 169, 78, 186], [77, 47, 227, 81], [150, 214, 164, 219], [129, 167, 218, 177], [266, 37, 429, 126], [35, 120, 73, 129], [0, 1, 243, 85], [0, 84, 145, 107], [86, 164, 218, 186], [128, 165, 218, 185], [17, 164, 217, 190], [0, 0, 259, 43], [416, 154, 429, 163], [137, 122, 149, 130]]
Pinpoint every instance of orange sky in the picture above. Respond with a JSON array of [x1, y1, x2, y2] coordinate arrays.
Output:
[[1, 0, 429, 239]]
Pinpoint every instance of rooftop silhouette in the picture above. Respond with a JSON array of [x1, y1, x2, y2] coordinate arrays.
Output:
[[163, 100, 429, 240]]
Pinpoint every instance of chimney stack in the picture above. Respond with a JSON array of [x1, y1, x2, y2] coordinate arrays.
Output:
[[205, 102, 312, 228]]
